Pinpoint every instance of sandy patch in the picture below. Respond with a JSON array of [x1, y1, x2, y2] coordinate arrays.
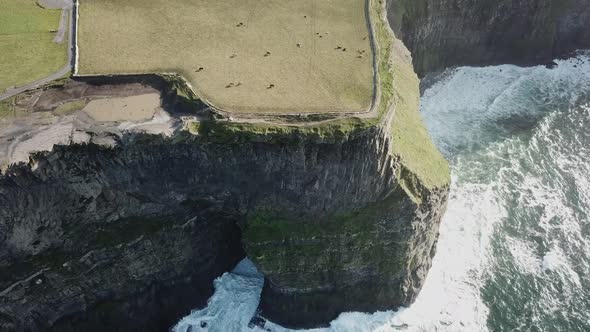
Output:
[[82, 93, 161, 122], [8, 119, 73, 165]]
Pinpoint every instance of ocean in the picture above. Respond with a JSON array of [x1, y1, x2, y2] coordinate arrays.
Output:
[[173, 52, 590, 332]]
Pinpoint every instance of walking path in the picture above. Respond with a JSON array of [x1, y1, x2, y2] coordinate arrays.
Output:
[[0, 0, 75, 101], [53, 8, 68, 43]]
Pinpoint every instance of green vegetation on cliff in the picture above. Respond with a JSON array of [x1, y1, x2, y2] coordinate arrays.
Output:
[[370, 0, 449, 191], [243, 192, 410, 276]]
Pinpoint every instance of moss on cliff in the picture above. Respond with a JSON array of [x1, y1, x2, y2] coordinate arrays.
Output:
[[189, 118, 371, 144], [243, 192, 409, 276], [387, 42, 450, 190]]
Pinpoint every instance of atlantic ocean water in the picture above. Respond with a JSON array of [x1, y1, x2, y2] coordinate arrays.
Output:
[[173, 52, 590, 332]]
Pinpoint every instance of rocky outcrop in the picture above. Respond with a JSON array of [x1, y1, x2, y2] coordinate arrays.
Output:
[[387, 0, 590, 76], [244, 126, 449, 327]]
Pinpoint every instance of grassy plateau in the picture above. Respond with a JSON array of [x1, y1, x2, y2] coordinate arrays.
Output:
[[77, 0, 374, 114], [0, 0, 67, 93]]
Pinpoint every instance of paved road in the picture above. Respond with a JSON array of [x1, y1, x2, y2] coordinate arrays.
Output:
[[0, 0, 76, 101]]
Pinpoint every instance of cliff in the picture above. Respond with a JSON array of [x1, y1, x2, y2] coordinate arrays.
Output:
[[4, 0, 588, 329], [387, 0, 590, 76], [0, 121, 448, 330], [0, 1, 451, 327]]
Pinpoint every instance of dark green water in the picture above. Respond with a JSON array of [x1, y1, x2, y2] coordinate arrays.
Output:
[[420, 51, 590, 332]]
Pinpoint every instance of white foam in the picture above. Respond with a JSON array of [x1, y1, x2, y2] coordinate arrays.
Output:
[[542, 248, 565, 272], [507, 237, 542, 275], [422, 51, 590, 158], [173, 259, 264, 332]]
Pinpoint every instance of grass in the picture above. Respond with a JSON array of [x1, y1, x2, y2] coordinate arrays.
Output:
[[0, 99, 12, 117], [0, 97, 29, 118], [0, 0, 68, 93], [77, 0, 374, 114], [52, 99, 87, 115], [372, 0, 450, 190]]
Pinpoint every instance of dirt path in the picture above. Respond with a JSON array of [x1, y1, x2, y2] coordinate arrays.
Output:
[[53, 8, 68, 43], [0, 0, 75, 101]]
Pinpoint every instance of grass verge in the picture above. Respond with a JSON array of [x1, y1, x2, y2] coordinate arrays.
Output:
[[0, 0, 68, 92]]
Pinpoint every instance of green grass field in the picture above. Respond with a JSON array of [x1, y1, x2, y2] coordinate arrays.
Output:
[[0, 0, 68, 93], [78, 0, 374, 114]]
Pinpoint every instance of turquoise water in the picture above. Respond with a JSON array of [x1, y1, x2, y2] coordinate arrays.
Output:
[[173, 52, 590, 332]]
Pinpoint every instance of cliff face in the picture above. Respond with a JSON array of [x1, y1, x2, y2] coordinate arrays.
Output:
[[387, 0, 590, 76], [242, 124, 448, 327], [0, 1, 455, 329], [0, 120, 448, 329], [0, 140, 246, 331]]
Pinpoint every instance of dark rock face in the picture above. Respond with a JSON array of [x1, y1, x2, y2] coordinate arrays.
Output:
[[387, 0, 590, 76], [0, 124, 448, 330], [254, 185, 448, 328], [241, 126, 449, 328], [0, 141, 245, 331]]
